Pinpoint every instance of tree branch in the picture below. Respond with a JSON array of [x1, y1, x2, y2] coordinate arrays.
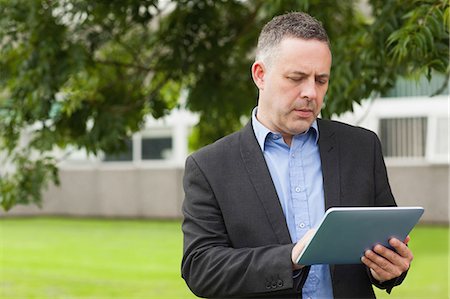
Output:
[[431, 74, 449, 96], [233, 0, 264, 41]]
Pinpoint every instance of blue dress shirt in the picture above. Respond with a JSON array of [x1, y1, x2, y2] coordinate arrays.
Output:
[[252, 108, 333, 299]]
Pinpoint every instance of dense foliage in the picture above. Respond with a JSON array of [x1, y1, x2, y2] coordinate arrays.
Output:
[[0, 0, 448, 210]]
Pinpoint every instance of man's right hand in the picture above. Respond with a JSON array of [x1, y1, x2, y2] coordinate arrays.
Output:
[[291, 229, 316, 270]]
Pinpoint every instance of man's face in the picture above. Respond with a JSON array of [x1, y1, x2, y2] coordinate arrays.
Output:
[[252, 37, 332, 139]]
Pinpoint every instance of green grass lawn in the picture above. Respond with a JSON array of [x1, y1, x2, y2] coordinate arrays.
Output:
[[1, 218, 196, 299], [0, 218, 448, 299]]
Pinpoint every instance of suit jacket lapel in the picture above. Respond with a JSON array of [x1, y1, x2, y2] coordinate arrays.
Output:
[[239, 122, 292, 245], [317, 119, 341, 209]]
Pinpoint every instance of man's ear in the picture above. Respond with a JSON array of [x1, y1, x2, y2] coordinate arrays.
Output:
[[251, 61, 266, 90]]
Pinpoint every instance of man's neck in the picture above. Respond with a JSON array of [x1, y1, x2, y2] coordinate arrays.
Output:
[[281, 134, 294, 147]]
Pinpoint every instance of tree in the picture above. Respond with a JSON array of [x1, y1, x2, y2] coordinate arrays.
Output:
[[0, 0, 448, 210]]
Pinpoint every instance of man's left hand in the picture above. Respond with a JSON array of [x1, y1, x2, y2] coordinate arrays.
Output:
[[361, 236, 413, 282]]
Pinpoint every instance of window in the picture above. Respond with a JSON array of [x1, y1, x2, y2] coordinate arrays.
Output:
[[100, 128, 176, 163], [142, 137, 173, 160], [379, 117, 427, 158], [103, 139, 133, 162]]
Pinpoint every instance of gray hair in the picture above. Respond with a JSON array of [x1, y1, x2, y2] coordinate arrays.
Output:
[[255, 12, 330, 66]]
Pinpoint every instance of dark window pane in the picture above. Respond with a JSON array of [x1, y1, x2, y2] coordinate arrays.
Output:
[[378, 117, 427, 158], [142, 137, 172, 160], [103, 139, 133, 162]]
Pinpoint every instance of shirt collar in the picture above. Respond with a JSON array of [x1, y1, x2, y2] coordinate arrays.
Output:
[[251, 107, 319, 151]]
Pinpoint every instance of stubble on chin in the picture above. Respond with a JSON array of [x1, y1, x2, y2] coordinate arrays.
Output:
[[284, 118, 314, 136]]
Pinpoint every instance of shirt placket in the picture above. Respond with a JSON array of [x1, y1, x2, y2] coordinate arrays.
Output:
[[289, 137, 310, 242], [291, 135, 322, 297]]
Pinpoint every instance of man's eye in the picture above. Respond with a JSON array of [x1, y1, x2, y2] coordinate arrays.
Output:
[[316, 79, 328, 85], [288, 77, 302, 82]]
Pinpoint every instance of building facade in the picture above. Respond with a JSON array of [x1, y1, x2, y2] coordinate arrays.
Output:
[[2, 75, 449, 223]]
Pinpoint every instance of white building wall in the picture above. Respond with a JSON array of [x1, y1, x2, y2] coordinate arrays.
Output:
[[334, 95, 449, 165], [1, 97, 448, 223]]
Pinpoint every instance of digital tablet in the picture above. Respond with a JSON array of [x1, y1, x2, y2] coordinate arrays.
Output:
[[296, 206, 424, 265]]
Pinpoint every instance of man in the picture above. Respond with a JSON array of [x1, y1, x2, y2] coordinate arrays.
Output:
[[181, 12, 413, 298]]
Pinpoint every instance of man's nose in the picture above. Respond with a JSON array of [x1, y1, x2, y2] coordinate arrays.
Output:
[[300, 79, 317, 100]]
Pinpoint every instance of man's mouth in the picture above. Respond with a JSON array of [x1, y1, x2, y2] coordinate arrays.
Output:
[[293, 108, 314, 118]]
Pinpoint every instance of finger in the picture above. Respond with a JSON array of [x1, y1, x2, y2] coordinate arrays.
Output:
[[373, 243, 411, 273], [361, 254, 394, 281], [373, 244, 399, 263], [369, 268, 384, 283], [404, 235, 411, 244], [374, 241, 409, 264], [388, 238, 414, 261], [292, 229, 316, 265], [363, 249, 403, 280], [364, 248, 394, 272], [371, 245, 409, 276], [303, 229, 316, 244]]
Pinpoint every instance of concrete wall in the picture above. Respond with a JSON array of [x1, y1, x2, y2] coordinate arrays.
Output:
[[387, 164, 449, 224], [1, 166, 185, 218], [1, 164, 448, 224]]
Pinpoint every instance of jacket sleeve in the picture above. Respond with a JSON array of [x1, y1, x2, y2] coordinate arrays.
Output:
[[371, 132, 408, 293], [373, 131, 396, 207], [181, 155, 309, 298], [367, 267, 408, 294]]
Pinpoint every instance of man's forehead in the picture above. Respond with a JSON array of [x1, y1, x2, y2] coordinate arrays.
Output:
[[280, 36, 331, 51], [274, 39, 331, 71], [276, 37, 331, 59]]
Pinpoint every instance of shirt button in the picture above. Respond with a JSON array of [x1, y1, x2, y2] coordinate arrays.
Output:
[[295, 187, 301, 192], [272, 134, 281, 140], [299, 223, 306, 228]]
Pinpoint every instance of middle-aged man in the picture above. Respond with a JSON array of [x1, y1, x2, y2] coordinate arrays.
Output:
[[181, 12, 413, 299]]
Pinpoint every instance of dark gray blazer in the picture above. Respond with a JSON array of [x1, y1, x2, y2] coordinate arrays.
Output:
[[181, 119, 406, 298]]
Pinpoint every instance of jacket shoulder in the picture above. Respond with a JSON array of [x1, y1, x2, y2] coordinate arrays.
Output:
[[186, 128, 247, 175], [191, 130, 240, 158], [318, 118, 379, 140]]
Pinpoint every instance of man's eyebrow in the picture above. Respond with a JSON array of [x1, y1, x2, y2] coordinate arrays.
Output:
[[316, 74, 330, 79], [290, 71, 330, 78], [290, 71, 308, 76]]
